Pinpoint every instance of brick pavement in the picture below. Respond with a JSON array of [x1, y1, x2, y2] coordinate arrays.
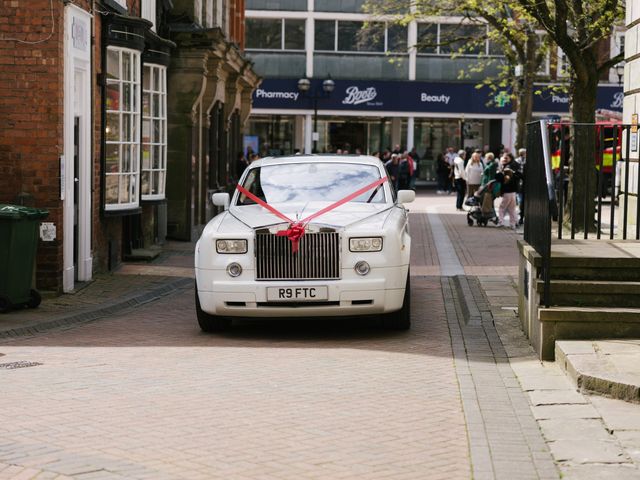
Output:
[[0, 275, 471, 479], [1, 190, 638, 479]]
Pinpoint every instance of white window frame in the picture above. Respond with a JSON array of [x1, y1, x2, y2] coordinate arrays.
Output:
[[105, 47, 141, 212], [194, 0, 202, 25], [112, 0, 127, 9], [215, 0, 223, 27], [557, 47, 570, 78], [609, 29, 626, 83], [535, 33, 550, 76], [142, 0, 156, 32], [141, 63, 167, 201]]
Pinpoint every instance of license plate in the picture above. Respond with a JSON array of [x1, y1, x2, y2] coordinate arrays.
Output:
[[266, 286, 328, 302]]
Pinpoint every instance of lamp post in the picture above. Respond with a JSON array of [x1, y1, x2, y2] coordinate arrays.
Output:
[[615, 63, 625, 85], [297, 76, 335, 153]]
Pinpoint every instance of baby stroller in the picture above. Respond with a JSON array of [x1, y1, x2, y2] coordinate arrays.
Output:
[[464, 180, 500, 227]]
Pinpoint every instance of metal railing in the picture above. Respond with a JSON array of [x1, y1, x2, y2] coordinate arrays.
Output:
[[525, 121, 640, 306], [524, 121, 555, 307]]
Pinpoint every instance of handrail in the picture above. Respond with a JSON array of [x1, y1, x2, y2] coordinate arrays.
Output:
[[524, 121, 638, 308]]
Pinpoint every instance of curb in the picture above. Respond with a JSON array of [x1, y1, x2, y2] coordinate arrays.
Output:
[[556, 341, 640, 404], [0, 277, 192, 340]]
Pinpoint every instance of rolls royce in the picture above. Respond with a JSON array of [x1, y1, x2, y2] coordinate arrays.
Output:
[[194, 155, 414, 331]]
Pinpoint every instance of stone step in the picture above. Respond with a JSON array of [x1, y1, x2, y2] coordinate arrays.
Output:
[[536, 307, 640, 360], [535, 279, 640, 307], [540, 306, 640, 322], [550, 266, 640, 281], [555, 340, 640, 403], [519, 239, 640, 280]]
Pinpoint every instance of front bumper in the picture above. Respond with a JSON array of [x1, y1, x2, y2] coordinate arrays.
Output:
[[195, 265, 408, 317]]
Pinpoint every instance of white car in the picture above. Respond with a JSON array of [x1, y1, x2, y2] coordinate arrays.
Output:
[[194, 155, 414, 332]]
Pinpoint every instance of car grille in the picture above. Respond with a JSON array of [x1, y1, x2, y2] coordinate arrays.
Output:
[[256, 231, 341, 280]]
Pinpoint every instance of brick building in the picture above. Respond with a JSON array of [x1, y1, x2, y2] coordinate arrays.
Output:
[[0, 0, 259, 294]]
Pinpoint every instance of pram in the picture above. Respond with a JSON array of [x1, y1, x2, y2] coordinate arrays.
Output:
[[464, 180, 500, 227]]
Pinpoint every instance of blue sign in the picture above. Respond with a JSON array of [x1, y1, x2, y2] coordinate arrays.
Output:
[[253, 78, 624, 116], [253, 79, 512, 115], [533, 85, 623, 113]]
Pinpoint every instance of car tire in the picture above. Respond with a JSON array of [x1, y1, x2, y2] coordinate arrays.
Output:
[[195, 282, 231, 332], [381, 272, 411, 330]]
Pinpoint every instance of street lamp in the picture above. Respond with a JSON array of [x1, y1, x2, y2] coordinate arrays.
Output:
[[615, 63, 625, 85], [297, 76, 335, 153]]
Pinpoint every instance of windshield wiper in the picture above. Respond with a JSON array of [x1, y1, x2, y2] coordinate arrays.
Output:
[[366, 184, 382, 203]]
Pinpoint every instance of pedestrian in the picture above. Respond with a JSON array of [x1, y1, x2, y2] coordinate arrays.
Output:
[[515, 148, 526, 225], [453, 149, 467, 211], [480, 152, 497, 185], [465, 152, 484, 198], [495, 153, 522, 229], [480, 152, 497, 217], [436, 153, 451, 194], [385, 153, 401, 190]]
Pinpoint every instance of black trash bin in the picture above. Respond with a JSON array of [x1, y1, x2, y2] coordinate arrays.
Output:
[[0, 204, 49, 313]]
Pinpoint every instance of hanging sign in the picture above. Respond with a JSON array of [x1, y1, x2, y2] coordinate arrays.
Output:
[[631, 114, 638, 153]]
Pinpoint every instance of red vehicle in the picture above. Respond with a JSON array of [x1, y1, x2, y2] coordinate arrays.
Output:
[[549, 122, 622, 196]]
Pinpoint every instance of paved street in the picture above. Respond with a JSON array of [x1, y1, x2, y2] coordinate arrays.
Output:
[[0, 191, 638, 479]]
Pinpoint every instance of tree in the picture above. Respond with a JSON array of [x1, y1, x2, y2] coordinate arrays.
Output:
[[364, 0, 548, 150], [515, 0, 624, 231]]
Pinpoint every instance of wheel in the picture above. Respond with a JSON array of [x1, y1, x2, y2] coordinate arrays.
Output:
[[27, 289, 41, 309], [381, 272, 410, 330], [195, 282, 231, 332], [0, 294, 11, 314], [480, 219, 488, 227]]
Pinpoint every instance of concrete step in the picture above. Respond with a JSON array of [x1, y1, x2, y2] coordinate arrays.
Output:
[[519, 239, 640, 280], [535, 279, 640, 307], [539, 307, 640, 322], [536, 307, 640, 360], [555, 340, 640, 403], [550, 266, 640, 281]]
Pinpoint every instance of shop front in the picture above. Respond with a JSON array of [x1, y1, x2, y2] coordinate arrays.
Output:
[[246, 78, 514, 179]]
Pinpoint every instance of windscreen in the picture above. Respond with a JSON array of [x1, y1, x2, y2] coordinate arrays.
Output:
[[237, 162, 387, 205]]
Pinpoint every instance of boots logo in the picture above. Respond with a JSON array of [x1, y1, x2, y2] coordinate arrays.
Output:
[[611, 92, 624, 109], [342, 86, 377, 105]]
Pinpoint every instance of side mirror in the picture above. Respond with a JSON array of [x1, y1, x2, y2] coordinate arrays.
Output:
[[397, 190, 415, 204], [212, 192, 230, 210]]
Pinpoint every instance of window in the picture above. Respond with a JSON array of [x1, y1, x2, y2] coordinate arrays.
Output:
[[245, 18, 305, 50], [535, 34, 550, 76], [194, 0, 202, 25], [105, 47, 141, 211], [387, 24, 407, 52], [439, 24, 485, 55], [557, 47, 569, 77], [315, 20, 336, 50], [417, 24, 438, 54], [315, 21, 401, 53], [338, 21, 384, 52], [141, 64, 167, 200], [284, 19, 305, 50], [417, 22, 487, 56], [142, 0, 156, 31]]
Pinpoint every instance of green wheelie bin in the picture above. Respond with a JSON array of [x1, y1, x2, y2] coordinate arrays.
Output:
[[0, 204, 49, 313]]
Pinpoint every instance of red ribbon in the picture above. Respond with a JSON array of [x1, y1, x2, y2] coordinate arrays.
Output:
[[236, 176, 388, 253]]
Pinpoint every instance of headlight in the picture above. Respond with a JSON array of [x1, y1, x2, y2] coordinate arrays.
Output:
[[349, 237, 383, 252], [216, 239, 248, 254]]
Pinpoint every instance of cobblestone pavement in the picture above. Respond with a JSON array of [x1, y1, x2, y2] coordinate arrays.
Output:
[[0, 191, 638, 479]]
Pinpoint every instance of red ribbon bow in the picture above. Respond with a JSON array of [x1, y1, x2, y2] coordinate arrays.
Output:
[[275, 223, 306, 253], [236, 176, 388, 253]]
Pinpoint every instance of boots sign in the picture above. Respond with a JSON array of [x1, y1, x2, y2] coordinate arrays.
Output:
[[252, 78, 622, 116]]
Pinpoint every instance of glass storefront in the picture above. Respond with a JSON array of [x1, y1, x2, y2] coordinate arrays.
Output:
[[245, 115, 296, 157]]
